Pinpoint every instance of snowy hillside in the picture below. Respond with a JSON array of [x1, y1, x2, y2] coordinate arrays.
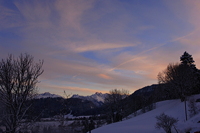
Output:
[[71, 92, 108, 106], [35, 92, 62, 99], [92, 95, 200, 133]]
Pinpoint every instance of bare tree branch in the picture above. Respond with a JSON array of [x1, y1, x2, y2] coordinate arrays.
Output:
[[0, 53, 43, 133]]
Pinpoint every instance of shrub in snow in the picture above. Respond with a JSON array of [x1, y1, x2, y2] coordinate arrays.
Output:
[[146, 103, 156, 111], [155, 113, 178, 133], [188, 98, 198, 117]]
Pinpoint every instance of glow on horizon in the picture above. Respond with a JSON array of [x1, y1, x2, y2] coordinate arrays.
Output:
[[1, 0, 200, 96]]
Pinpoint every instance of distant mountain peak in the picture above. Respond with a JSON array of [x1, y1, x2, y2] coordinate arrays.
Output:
[[71, 92, 108, 106], [35, 92, 62, 99], [94, 92, 103, 95]]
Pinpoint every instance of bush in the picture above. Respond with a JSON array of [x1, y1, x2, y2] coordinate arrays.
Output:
[[188, 98, 198, 117], [155, 113, 178, 133]]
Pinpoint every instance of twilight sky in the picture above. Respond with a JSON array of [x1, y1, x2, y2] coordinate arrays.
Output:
[[1, 0, 200, 96]]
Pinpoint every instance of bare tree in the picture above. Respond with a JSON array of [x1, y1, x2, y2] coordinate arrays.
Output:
[[158, 63, 197, 100], [105, 89, 129, 123], [58, 91, 71, 127], [158, 63, 198, 121], [0, 53, 43, 133], [155, 113, 178, 133], [105, 89, 129, 104]]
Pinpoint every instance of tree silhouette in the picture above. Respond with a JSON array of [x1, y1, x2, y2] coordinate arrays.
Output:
[[158, 52, 199, 120], [0, 53, 43, 133]]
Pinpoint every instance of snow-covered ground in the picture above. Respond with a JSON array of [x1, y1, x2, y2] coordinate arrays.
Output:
[[92, 95, 200, 133]]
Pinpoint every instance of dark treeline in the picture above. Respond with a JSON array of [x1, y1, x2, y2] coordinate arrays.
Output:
[[26, 97, 105, 119]]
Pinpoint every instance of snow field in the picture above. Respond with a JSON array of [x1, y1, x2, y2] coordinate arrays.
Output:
[[92, 95, 200, 133]]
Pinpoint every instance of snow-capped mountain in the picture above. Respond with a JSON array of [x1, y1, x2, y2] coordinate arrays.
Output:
[[35, 92, 108, 106], [71, 92, 108, 106], [35, 92, 63, 99]]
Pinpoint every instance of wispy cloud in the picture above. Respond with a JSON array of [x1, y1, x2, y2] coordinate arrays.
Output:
[[39, 84, 108, 96], [1, 0, 200, 96], [98, 74, 113, 80], [69, 42, 136, 53]]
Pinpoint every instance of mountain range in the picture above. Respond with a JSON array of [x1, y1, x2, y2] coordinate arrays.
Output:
[[36, 92, 108, 107], [36, 84, 158, 106], [35, 92, 63, 99]]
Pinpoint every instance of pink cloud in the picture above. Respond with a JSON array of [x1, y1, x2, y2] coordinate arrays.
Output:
[[55, 0, 94, 30], [182, 0, 200, 28], [39, 83, 108, 96], [97, 74, 113, 80], [164, 0, 200, 46], [69, 42, 136, 53], [109, 49, 181, 82]]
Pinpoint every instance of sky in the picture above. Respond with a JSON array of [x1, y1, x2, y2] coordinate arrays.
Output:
[[1, 0, 200, 96]]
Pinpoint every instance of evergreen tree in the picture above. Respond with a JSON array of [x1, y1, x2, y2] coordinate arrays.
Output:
[[180, 51, 195, 66], [180, 51, 200, 94]]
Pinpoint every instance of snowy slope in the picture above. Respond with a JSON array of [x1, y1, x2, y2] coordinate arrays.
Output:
[[35, 92, 62, 99], [92, 95, 200, 133]]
